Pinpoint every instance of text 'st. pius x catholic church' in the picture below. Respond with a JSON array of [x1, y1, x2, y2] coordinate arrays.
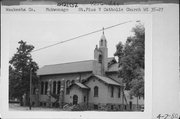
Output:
[[31, 31, 144, 111]]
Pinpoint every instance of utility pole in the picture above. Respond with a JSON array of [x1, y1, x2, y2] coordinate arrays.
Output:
[[29, 62, 32, 110]]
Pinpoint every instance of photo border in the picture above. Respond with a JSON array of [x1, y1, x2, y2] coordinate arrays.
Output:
[[1, 7, 152, 118]]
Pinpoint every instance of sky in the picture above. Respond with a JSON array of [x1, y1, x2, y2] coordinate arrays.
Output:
[[3, 13, 147, 68]]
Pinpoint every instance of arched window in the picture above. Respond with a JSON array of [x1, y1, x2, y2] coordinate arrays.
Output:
[[100, 39, 103, 46], [118, 87, 121, 98], [94, 86, 98, 97], [66, 80, 70, 95], [41, 82, 44, 94], [111, 86, 114, 97], [53, 81, 56, 94], [98, 54, 102, 63], [45, 82, 48, 95], [73, 95, 78, 105], [57, 81, 61, 94]]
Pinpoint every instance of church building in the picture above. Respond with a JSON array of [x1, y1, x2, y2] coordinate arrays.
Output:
[[31, 31, 143, 111]]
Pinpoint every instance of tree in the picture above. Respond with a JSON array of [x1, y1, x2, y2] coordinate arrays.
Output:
[[9, 65, 21, 99], [9, 40, 39, 101], [114, 23, 145, 98]]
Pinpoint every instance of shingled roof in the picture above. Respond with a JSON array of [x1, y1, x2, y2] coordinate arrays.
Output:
[[37, 60, 94, 76], [84, 75, 122, 86], [69, 82, 90, 89], [107, 63, 119, 72], [94, 75, 122, 86], [37, 57, 119, 76]]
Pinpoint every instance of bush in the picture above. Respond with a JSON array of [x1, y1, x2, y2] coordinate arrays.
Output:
[[71, 103, 88, 111]]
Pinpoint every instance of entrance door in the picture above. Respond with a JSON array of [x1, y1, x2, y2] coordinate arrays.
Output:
[[73, 95, 78, 105]]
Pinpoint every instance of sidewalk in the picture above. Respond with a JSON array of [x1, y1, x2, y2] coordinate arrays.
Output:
[[9, 103, 63, 111]]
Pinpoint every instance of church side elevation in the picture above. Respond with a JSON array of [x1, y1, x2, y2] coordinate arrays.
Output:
[[30, 32, 144, 111]]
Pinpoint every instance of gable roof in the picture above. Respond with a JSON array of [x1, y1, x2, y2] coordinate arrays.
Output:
[[37, 60, 93, 76], [69, 82, 90, 89], [37, 57, 119, 76], [107, 63, 120, 72], [95, 75, 122, 86], [85, 75, 122, 86]]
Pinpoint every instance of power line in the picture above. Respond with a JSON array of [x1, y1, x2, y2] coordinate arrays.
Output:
[[32, 20, 137, 53]]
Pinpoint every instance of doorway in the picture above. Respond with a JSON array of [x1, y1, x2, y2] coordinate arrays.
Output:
[[73, 95, 78, 105]]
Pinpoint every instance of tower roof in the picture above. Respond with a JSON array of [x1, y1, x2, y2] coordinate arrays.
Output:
[[101, 33, 106, 41], [100, 27, 106, 41]]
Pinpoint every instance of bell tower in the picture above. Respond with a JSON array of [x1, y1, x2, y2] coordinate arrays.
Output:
[[99, 28, 107, 48], [93, 28, 108, 75]]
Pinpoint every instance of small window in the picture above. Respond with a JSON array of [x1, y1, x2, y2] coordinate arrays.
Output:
[[53, 81, 56, 94], [118, 87, 121, 98], [66, 80, 70, 95], [111, 86, 114, 97], [45, 82, 48, 95], [57, 81, 61, 94], [84, 96, 86, 102], [100, 39, 103, 46], [41, 82, 44, 94], [98, 54, 102, 63], [94, 86, 98, 97]]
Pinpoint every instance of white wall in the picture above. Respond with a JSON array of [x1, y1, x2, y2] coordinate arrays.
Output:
[[69, 85, 84, 104], [85, 76, 123, 105], [106, 85, 123, 104], [38, 72, 92, 103], [85, 77, 108, 104]]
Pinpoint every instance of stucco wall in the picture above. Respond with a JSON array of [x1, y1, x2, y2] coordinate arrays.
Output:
[[85, 77, 108, 104], [92, 60, 102, 75], [38, 72, 92, 103], [68, 85, 88, 104], [106, 85, 123, 104], [37, 71, 125, 106], [84, 76, 123, 105]]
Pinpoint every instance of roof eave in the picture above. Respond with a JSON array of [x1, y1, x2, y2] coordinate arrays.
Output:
[[38, 71, 93, 77], [69, 83, 90, 90]]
